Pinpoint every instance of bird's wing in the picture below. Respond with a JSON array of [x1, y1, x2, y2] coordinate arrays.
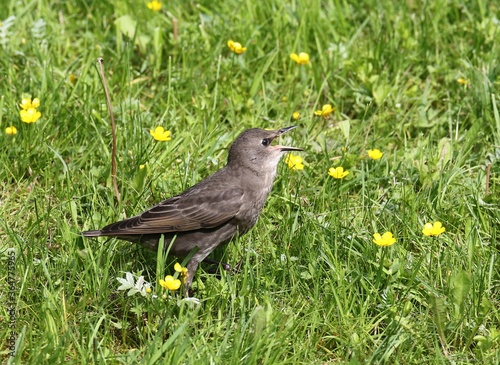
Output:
[[99, 188, 244, 235]]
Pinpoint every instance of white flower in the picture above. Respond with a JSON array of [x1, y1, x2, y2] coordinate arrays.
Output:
[[117, 272, 151, 297]]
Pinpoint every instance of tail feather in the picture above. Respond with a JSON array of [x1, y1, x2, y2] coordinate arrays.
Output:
[[82, 230, 103, 237]]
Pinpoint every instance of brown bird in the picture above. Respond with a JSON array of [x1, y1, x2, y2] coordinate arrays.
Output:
[[82, 126, 302, 291]]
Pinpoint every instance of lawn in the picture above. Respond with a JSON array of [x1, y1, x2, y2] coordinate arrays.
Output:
[[1, 0, 499, 363]]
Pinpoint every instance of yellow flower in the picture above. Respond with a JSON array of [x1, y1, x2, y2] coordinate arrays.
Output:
[[292, 111, 300, 120], [227, 40, 247, 54], [32, 98, 41, 109], [174, 262, 188, 276], [69, 74, 78, 84], [149, 126, 172, 141], [290, 52, 310, 65], [19, 97, 40, 110], [147, 0, 162, 11], [5, 126, 18, 135], [457, 78, 469, 85], [20, 98, 31, 109], [139, 164, 146, 170], [422, 221, 446, 237], [145, 286, 152, 294], [20, 108, 41, 123], [367, 149, 383, 160], [328, 166, 349, 179], [285, 153, 304, 170], [174, 262, 188, 283], [159, 275, 181, 291], [373, 232, 396, 247], [314, 104, 335, 117]]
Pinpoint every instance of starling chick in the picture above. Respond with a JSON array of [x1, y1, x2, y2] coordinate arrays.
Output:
[[83, 126, 303, 291]]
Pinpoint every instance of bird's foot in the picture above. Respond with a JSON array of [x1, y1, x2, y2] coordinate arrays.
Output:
[[231, 259, 243, 274], [202, 258, 243, 274], [202, 258, 230, 269]]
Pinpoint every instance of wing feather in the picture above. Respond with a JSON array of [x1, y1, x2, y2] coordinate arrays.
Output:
[[99, 188, 244, 236]]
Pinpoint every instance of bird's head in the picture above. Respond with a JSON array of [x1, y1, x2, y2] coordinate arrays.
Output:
[[228, 126, 303, 171]]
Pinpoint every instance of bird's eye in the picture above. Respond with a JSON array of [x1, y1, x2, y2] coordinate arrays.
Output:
[[261, 138, 271, 147]]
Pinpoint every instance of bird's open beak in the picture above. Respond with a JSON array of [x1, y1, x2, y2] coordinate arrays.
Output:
[[272, 126, 304, 152]]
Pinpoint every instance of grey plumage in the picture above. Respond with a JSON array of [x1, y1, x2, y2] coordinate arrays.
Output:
[[82, 126, 302, 290]]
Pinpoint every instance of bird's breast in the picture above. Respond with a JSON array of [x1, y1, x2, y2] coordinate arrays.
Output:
[[226, 163, 279, 234], [234, 186, 272, 234]]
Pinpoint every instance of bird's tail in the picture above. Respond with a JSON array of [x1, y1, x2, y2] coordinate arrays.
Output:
[[82, 230, 103, 237]]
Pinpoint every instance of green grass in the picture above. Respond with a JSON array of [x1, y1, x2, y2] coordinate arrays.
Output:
[[1, 0, 500, 363]]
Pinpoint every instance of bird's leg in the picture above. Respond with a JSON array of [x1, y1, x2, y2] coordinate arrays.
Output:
[[184, 259, 200, 297]]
